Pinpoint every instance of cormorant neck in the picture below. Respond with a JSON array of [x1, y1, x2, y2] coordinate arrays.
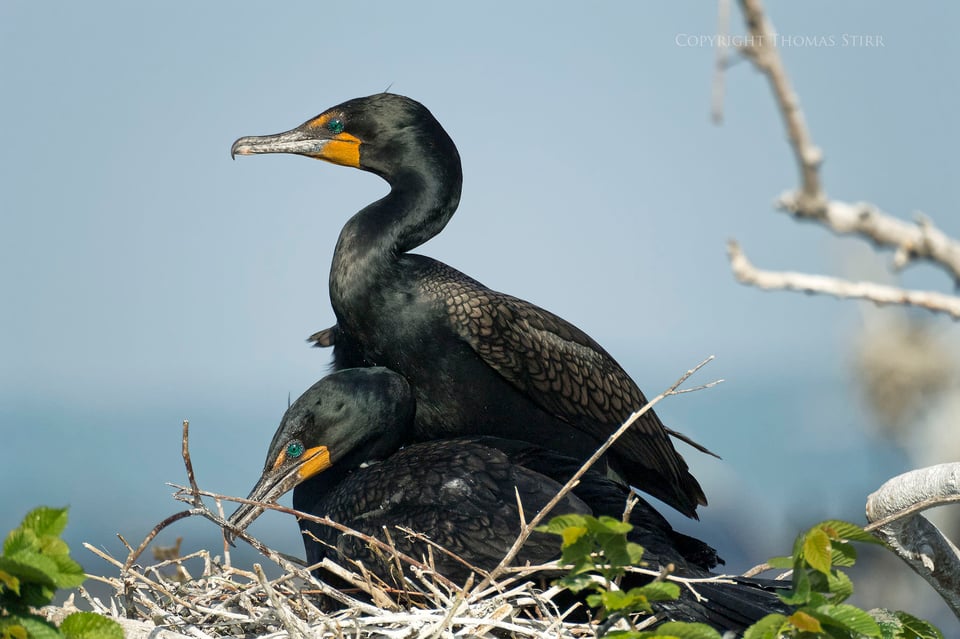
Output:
[[293, 467, 347, 514], [330, 162, 462, 312]]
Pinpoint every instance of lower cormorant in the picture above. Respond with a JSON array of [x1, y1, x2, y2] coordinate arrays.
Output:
[[227, 368, 785, 630]]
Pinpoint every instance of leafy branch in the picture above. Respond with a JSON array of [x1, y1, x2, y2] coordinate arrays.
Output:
[[539, 516, 944, 639], [0, 507, 122, 639]]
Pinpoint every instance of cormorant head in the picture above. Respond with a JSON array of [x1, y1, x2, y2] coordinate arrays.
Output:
[[225, 367, 414, 543], [231, 93, 459, 182]]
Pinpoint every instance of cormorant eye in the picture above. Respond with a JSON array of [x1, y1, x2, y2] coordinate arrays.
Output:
[[286, 440, 305, 459], [327, 118, 344, 134]]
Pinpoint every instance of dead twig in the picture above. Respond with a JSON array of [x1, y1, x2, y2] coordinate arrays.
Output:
[[728, 240, 960, 319], [181, 419, 202, 506], [122, 509, 199, 573]]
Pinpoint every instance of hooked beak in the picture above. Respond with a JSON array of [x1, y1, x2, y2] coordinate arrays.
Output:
[[231, 118, 361, 167], [231, 127, 332, 160], [224, 446, 332, 545]]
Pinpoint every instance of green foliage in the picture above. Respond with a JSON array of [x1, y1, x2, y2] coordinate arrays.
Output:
[[539, 514, 718, 637], [611, 622, 724, 639], [58, 612, 122, 639], [0, 508, 122, 639], [539, 514, 645, 589], [737, 521, 943, 639], [540, 515, 945, 639]]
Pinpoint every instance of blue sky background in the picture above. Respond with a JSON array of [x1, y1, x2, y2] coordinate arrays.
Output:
[[2, 1, 959, 629]]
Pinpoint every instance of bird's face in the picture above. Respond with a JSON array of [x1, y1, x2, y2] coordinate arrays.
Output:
[[230, 93, 448, 179], [224, 368, 413, 543]]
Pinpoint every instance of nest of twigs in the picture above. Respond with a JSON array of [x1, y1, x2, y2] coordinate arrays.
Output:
[[68, 420, 622, 638], [78, 527, 597, 638], [64, 359, 747, 638]]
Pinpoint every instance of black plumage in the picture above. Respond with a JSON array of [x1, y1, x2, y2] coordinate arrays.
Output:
[[231, 93, 709, 517], [226, 368, 786, 631]]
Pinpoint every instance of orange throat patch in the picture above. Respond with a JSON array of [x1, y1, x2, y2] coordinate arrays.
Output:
[[296, 446, 333, 480]]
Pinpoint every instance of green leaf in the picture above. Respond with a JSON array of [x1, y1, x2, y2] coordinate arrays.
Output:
[[18, 508, 69, 540], [584, 592, 603, 608], [3, 552, 60, 587], [807, 592, 830, 609], [765, 555, 793, 569], [634, 581, 680, 601], [0, 616, 31, 639], [3, 531, 38, 559], [588, 515, 634, 536], [831, 540, 858, 567], [803, 527, 833, 575], [640, 621, 723, 639], [742, 613, 788, 639], [598, 534, 633, 569], [0, 556, 57, 589], [560, 525, 588, 548], [37, 536, 70, 560], [0, 614, 62, 639], [789, 532, 805, 561], [892, 610, 945, 639], [60, 612, 123, 639], [599, 588, 649, 613], [625, 541, 645, 565], [47, 554, 85, 589], [537, 513, 590, 535], [816, 603, 882, 637], [824, 568, 854, 603], [817, 520, 881, 544], [788, 610, 823, 633], [0, 569, 20, 595], [778, 564, 811, 605], [559, 535, 595, 568], [869, 608, 945, 639]]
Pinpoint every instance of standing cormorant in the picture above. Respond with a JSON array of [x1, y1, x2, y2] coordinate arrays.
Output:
[[231, 93, 709, 518], [227, 368, 784, 630]]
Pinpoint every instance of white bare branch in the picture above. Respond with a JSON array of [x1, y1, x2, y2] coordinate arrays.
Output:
[[777, 196, 960, 284], [728, 240, 960, 319], [737, 0, 824, 212]]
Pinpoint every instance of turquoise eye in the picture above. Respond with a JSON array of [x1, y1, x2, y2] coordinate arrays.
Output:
[[286, 441, 305, 458], [327, 118, 344, 134]]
